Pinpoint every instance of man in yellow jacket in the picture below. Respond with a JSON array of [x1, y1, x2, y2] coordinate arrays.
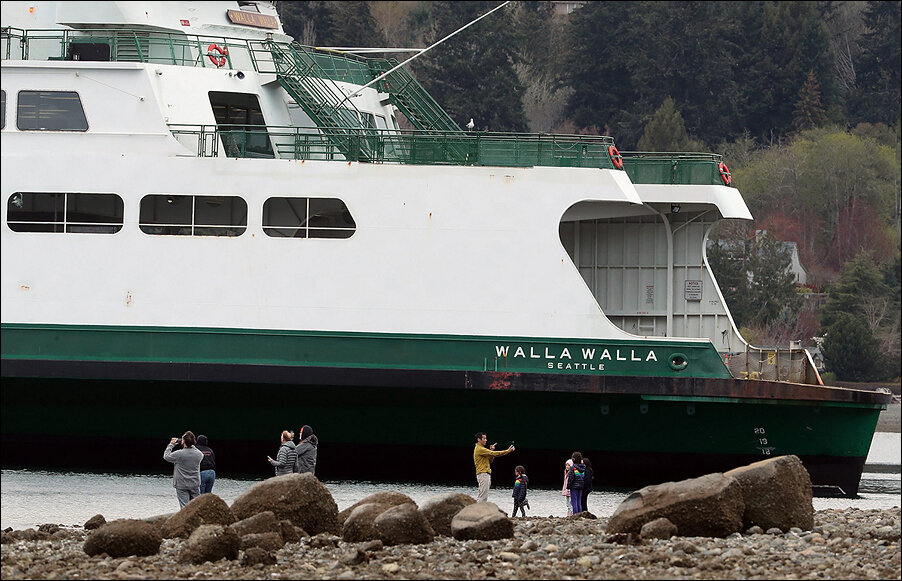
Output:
[[473, 432, 515, 502]]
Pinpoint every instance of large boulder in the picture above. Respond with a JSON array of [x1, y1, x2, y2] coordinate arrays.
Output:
[[230, 473, 340, 535], [229, 511, 280, 538], [419, 493, 476, 537], [373, 503, 435, 546], [450, 502, 514, 541], [161, 494, 236, 539], [607, 473, 745, 538], [337, 491, 416, 525], [724, 455, 814, 532], [83, 519, 162, 558], [178, 524, 240, 564], [342, 503, 390, 543]]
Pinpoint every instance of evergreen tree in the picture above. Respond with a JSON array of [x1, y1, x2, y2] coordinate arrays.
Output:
[[707, 231, 801, 329], [275, 1, 335, 45], [637, 98, 707, 152], [744, 233, 803, 326], [848, 1, 901, 126], [821, 313, 882, 380], [327, 2, 385, 49], [792, 71, 827, 131], [413, 2, 527, 132], [275, 2, 384, 48], [821, 253, 891, 328], [735, 1, 836, 143], [706, 239, 750, 327], [563, 1, 643, 142]]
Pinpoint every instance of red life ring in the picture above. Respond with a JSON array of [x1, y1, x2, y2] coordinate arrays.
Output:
[[718, 161, 732, 186], [207, 44, 228, 68], [608, 145, 624, 170]]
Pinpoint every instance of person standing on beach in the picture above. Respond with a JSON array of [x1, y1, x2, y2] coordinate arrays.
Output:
[[294, 424, 318, 475], [562, 457, 574, 515], [473, 432, 514, 502], [566, 451, 586, 514], [163, 431, 204, 509], [195, 435, 216, 494], [511, 465, 529, 517], [581, 457, 594, 514], [267, 430, 297, 476]]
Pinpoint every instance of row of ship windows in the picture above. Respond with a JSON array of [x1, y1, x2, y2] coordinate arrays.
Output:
[[6, 193, 356, 238], [1, 90, 88, 131]]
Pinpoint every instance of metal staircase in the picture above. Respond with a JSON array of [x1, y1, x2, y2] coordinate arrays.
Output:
[[368, 58, 470, 163], [367, 58, 463, 134], [254, 41, 375, 161]]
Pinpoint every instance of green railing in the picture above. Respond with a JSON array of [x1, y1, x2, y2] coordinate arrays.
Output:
[[169, 124, 618, 168], [2, 26, 250, 68], [621, 152, 732, 186]]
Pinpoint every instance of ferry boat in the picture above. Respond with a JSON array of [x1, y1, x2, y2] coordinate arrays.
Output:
[[1, 1, 889, 496]]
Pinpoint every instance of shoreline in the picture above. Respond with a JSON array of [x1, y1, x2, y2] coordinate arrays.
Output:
[[876, 402, 901, 433], [2, 507, 900, 580]]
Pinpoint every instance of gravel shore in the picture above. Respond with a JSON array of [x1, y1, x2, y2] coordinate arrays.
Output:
[[2, 507, 899, 580]]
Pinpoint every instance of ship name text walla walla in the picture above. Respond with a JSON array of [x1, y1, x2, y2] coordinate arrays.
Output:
[[494, 345, 658, 370]]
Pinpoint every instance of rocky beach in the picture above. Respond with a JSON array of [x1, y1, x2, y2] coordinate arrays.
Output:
[[2, 507, 900, 580]]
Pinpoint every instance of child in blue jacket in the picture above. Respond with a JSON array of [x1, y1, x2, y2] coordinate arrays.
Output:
[[512, 465, 529, 517]]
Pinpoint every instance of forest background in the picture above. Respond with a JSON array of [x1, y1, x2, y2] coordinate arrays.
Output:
[[273, 1, 901, 382]]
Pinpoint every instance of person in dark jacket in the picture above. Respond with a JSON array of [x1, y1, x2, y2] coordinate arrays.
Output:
[[267, 430, 297, 476], [511, 465, 529, 517], [565, 451, 586, 514], [196, 435, 216, 494], [294, 424, 318, 475], [580, 457, 593, 514]]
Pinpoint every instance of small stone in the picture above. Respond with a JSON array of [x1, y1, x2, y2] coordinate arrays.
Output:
[[576, 556, 593, 567], [766, 527, 783, 535], [339, 548, 367, 566], [499, 551, 519, 562], [542, 543, 558, 553], [382, 563, 400, 573]]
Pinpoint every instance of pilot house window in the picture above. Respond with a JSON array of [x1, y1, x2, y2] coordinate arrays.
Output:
[[7, 192, 123, 233], [139, 195, 247, 237], [263, 197, 355, 238]]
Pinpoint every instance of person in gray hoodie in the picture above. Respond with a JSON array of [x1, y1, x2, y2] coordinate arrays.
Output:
[[294, 424, 318, 475], [267, 430, 297, 476], [163, 431, 204, 509]]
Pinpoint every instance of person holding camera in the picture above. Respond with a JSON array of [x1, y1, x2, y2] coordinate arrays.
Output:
[[267, 430, 297, 476], [163, 431, 204, 509], [473, 432, 514, 503]]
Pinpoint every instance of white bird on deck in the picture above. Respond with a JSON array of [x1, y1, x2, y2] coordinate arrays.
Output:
[[466, 118, 475, 131]]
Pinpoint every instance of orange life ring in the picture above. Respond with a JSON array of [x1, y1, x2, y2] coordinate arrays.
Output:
[[207, 43, 228, 68], [718, 161, 732, 186], [608, 145, 624, 170]]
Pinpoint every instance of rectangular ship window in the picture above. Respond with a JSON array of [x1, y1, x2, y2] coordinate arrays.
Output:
[[17, 90, 88, 131], [139, 194, 247, 237], [263, 197, 355, 239], [7, 192, 123, 233]]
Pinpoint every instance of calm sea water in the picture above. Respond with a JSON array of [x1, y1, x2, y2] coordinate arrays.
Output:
[[2, 433, 899, 532]]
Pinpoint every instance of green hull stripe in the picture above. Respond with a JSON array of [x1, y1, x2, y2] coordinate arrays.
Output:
[[2, 323, 731, 378]]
